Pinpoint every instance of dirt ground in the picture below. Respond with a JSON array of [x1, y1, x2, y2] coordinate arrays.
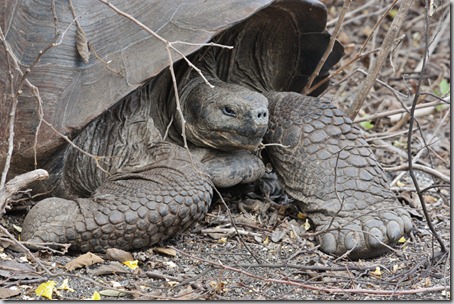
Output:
[[0, 0, 451, 301]]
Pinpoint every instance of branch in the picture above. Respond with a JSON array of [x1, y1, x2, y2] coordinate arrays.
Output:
[[0, 169, 48, 215], [384, 164, 450, 184], [303, 0, 351, 94], [406, 0, 447, 255], [346, 0, 413, 120], [171, 247, 448, 296]]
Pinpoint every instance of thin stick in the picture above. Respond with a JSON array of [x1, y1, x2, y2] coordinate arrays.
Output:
[[384, 164, 450, 184], [303, 0, 351, 94], [406, 0, 447, 255], [171, 247, 448, 296], [346, 0, 413, 120]]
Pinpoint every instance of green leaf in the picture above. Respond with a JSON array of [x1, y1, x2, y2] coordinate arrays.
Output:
[[359, 120, 374, 130], [435, 78, 450, 97], [388, 9, 398, 19], [439, 79, 450, 96]]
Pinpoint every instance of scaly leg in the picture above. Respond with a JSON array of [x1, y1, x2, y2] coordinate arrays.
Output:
[[264, 91, 412, 259]]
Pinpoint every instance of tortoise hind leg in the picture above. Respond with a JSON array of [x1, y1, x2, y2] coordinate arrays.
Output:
[[22, 142, 213, 252], [264, 91, 412, 259]]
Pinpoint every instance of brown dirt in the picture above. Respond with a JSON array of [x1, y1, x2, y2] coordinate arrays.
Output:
[[0, 0, 450, 301]]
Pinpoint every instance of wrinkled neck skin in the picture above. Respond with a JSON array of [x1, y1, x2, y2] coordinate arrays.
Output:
[[175, 76, 270, 153]]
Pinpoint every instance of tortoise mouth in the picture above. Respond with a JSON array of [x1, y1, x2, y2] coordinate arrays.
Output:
[[187, 124, 266, 152]]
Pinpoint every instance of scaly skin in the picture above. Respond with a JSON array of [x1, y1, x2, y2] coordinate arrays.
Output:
[[264, 92, 412, 259], [21, 142, 213, 252]]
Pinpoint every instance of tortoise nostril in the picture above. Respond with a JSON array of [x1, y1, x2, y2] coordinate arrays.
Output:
[[253, 108, 269, 124]]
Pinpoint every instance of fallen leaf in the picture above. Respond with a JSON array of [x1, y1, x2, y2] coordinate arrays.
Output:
[[35, 280, 56, 300], [217, 237, 227, 244], [92, 291, 101, 300], [65, 252, 104, 271], [106, 248, 134, 262], [90, 262, 129, 276], [76, 25, 90, 63], [12, 224, 22, 233], [122, 260, 139, 270], [57, 278, 75, 292], [263, 236, 269, 245], [99, 289, 127, 297], [0, 260, 40, 280], [297, 212, 306, 220], [303, 219, 311, 231], [0, 287, 21, 299], [398, 236, 407, 243], [163, 261, 177, 269], [153, 247, 177, 257], [370, 267, 382, 277], [270, 229, 286, 243]]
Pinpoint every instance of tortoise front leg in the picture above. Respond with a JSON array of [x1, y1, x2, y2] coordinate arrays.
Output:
[[22, 142, 212, 252], [264, 91, 412, 259]]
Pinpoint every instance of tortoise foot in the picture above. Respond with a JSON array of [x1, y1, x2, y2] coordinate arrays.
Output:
[[22, 197, 79, 245], [313, 206, 413, 259]]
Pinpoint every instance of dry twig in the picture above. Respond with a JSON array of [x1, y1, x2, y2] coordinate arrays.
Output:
[[347, 0, 413, 120]]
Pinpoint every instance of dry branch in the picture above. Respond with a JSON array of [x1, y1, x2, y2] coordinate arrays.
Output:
[[346, 0, 413, 120], [0, 169, 48, 215], [303, 0, 351, 94]]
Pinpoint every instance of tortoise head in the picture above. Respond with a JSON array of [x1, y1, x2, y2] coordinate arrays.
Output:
[[179, 79, 269, 151]]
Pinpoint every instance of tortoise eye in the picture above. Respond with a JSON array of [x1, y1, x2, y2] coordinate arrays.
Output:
[[222, 106, 236, 117]]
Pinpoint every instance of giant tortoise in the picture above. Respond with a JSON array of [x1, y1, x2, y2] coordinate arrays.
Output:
[[1, 0, 412, 259]]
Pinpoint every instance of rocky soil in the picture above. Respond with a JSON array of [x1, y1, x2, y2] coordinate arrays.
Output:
[[0, 0, 450, 301]]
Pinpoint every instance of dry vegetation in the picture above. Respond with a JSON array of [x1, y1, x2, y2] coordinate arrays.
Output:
[[0, 0, 450, 300]]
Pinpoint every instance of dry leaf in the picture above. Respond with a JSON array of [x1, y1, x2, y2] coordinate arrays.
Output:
[[303, 219, 311, 231], [99, 289, 127, 297], [263, 236, 269, 245], [370, 267, 382, 277], [91, 291, 101, 300], [57, 278, 75, 292], [163, 261, 177, 269], [90, 262, 129, 276], [122, 260, 138, 270], [65, 252, 104, 271], [297, 212, 306, 220], [35, 280, 56, 300], [12, 224, 22, 233], [270, 229, 286, 242], [76, 25, 90, 63], [106, 248, 134, 262], [0, 287, 21, 299], [153, 247, 177, 257]]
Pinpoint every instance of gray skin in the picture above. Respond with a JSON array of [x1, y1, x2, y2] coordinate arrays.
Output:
[[21, 2, 413, 258], [22, 72, 412, 259]]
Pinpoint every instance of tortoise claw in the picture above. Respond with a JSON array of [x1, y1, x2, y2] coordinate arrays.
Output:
[[314, 206, 412, 259]]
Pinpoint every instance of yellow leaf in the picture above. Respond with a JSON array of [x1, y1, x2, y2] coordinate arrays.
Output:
[[217, 237, 227, 244], [35, 280, 56, 300], [297, 212, 306, 220], [122, 260, 138, 270], [303, 219, 311, 231], [167, 281, 179, 287], [398, 236, 406, 243], [92, 291, 101, 300], [371, 267, 382, 277], [57, 278, 75, 292], [388, 9, 398, 18], [263, 236, 269, 245], [392, 264, 400, 273]]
